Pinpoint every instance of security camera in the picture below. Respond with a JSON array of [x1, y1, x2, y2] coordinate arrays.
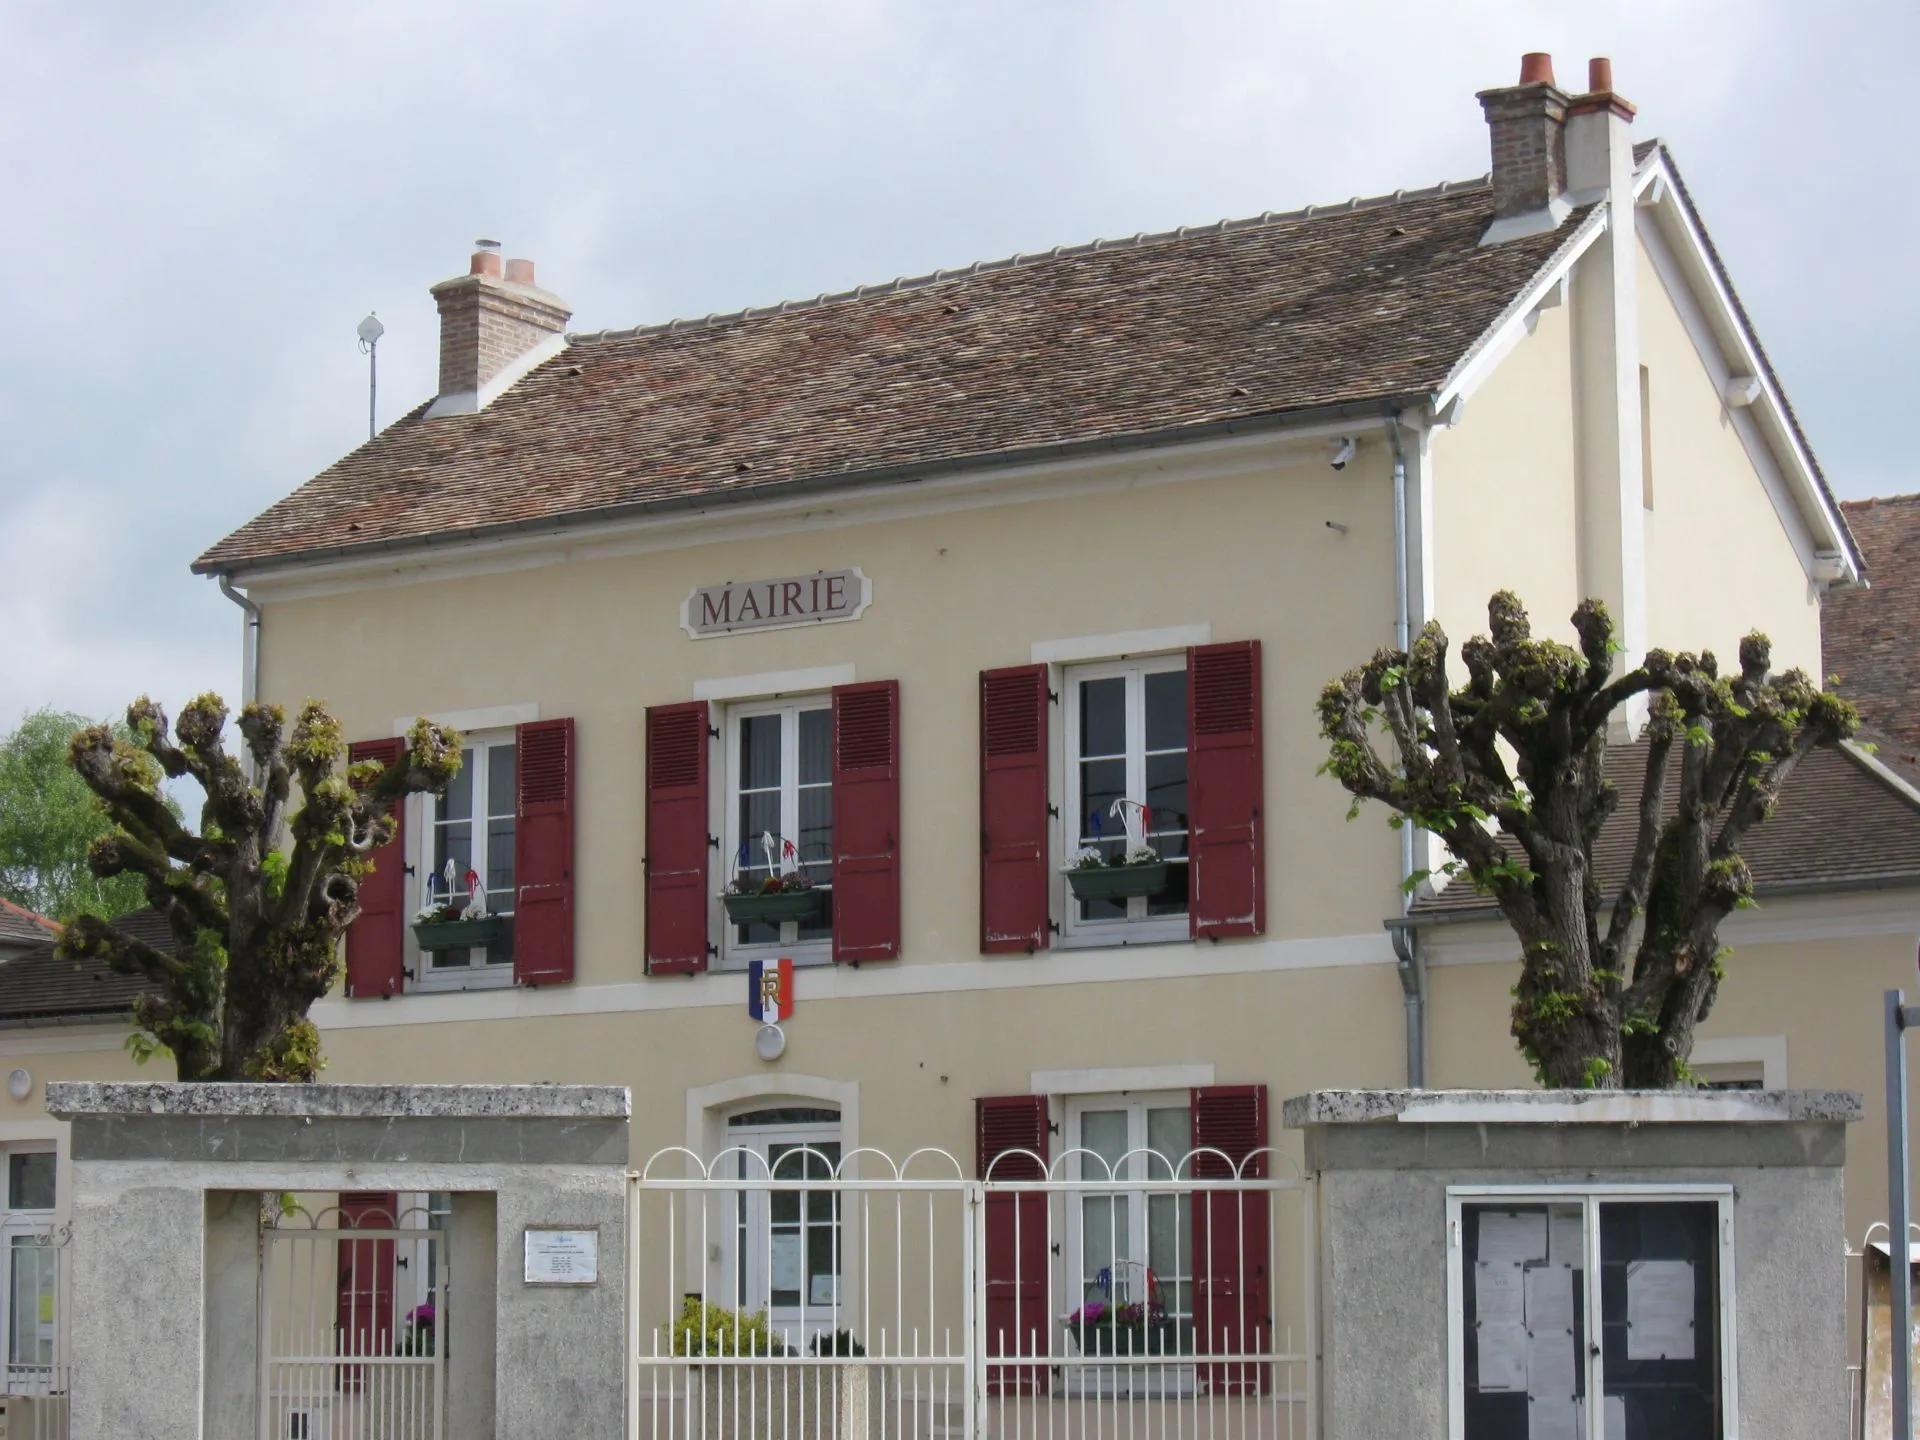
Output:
[[1330, 437, 1357, 471]]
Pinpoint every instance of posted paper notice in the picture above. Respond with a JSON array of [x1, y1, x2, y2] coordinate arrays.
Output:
[[1477, 1322, 1528, 1392], [1625, 1259, 1695, 1361], [1479, 1211, 1548, 1266], [1476, 1262, 1525, 1326]]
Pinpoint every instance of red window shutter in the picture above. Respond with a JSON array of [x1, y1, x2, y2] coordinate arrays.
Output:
[[1188, 641, 1264, 940], [645, 702, 713, 975], [514, 718, 575, 986], [831, 680, 901, 964], [1191, 1085, 1271, 1395], [336, 1191, 397, 1385], [980, 666, 1051, 954], [977, 1095, 1051, 1396], [344, 738, 406, 998]]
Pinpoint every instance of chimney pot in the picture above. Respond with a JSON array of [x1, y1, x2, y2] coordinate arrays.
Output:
[[470, 248, 503, 279], [1518, 52, 1556, 87], [1587, 57, 1614, 94], [505, 257, 536, 286]]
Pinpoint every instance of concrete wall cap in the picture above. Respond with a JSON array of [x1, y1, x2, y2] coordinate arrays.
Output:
[[45, 1081, 631, 1120], [1282, 1087, 1863, 1128]]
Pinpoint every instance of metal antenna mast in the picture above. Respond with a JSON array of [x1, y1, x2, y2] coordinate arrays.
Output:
[[356, 312, 386, 442]]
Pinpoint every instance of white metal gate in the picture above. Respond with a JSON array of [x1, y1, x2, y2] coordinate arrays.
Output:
[[629, 1146, 1315, 1440], [260, 1200, 446, 1440]]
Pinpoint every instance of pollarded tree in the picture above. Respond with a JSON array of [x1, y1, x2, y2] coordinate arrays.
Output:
[[59, 695, 460, 1082], [1318, 592, 1856, 1089]]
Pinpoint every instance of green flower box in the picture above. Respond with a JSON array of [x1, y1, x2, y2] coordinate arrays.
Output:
[[412, 916, 510, 952], [723, 889, 826, 926], [1065, 862, 1169, 902], [1067, 1319, 1182, 1357]]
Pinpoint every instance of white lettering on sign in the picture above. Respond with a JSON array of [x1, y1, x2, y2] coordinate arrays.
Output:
[[682, 569, 870, 639], [524, 1227, 599, 1286]]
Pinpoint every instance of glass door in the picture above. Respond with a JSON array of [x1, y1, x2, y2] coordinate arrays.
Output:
[[0, 1150, 56, 1394], [729, 1108, 843, 1349]]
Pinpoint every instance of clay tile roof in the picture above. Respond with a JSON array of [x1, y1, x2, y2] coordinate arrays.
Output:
[[1404, 741, 1920, 924], [0, 899, 57, 949], [0, 909, 167, 1026], [196, 177, 1592, 574], [1826, 494, 1920, 759]]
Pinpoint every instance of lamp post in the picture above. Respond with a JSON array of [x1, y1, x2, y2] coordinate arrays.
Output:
[[356, 312, 385, 442]]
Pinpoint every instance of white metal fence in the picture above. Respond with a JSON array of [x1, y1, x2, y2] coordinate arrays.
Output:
[[259, 1200, 445, 1440], [628, 1146, 1314, 1440]]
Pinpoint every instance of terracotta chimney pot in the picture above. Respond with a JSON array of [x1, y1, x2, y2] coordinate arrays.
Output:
[[1518, 52, 1557, 87], [1587, 57, 1614, 93], [505, 258, 537, 286]]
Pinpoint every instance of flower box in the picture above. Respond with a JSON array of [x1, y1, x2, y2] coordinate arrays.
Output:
[[1066, 1318, 1182, 1357], [411, 916, 510, 952], [1065, 862, 1169, 902], [723, 889, 826, 926]]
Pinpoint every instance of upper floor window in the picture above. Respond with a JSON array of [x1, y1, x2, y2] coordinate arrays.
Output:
[[1064, 656, 1190, 941], [419, 735, 517, 985], [724, 699, 834, 962]]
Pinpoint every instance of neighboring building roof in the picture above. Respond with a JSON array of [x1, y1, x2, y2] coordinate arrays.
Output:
[[1403, 741, 1920, 924], [196, 176, 1592, 574], [0, 909, 166, 1026], [1825, 494, 1920, 761], [0, 898, 57, 949]]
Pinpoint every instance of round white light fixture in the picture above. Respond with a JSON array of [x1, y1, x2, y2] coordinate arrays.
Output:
[[754, 1023, 787, 1062], [7, 1069, 31, 1102]]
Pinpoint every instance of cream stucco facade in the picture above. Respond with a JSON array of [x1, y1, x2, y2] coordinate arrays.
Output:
[[0, 132, 1895, 1400]]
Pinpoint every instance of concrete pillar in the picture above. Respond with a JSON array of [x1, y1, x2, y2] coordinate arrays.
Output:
[[202, 1191, 260, 1440], [450, 1191, 498, 1440]]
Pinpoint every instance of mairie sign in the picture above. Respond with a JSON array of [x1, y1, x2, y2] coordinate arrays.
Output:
[[749, 957, 794, 1024], [682, 568, 870, 638]]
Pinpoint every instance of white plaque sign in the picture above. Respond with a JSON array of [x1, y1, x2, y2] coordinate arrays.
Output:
[[682, 568, 871, 638], [524, 1227, 599, 1286]]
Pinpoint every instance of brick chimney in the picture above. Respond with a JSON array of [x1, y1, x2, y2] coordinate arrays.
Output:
[[1477, 53, 1572, 241], [425, 240, 571, 418]]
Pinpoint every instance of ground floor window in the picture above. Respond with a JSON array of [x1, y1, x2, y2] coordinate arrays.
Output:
[[1450, 1186, 1731, 1440], [728, 1107, 842, 1344]]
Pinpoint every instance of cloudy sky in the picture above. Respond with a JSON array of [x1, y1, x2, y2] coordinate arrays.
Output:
[[1, 1, 1913, 730]]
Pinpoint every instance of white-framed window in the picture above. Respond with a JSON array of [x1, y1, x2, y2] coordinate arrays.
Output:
[[1063, 1093, 1195, 1386], [0, 1146, 56, 1393], [727, 1106, 843, 1347], [1063, 656, 1190, 944], [721, 697, 834, 968], [1447, 1184, 1734, 1440], [415, 733, 518, 989]]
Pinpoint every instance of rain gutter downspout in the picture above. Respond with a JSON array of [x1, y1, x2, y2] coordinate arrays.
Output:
[[217, 575, 262, 781], [1386, 413, 1427, 1086]]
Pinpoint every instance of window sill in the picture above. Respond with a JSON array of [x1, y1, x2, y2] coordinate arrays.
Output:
[[1059, 922, 1192, 951], [410, 967, 518, 994]]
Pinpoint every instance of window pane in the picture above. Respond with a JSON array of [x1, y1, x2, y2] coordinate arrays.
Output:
[[1081, 1195, 1132, 1287], [1145, 1107, 1190, 1179], [7, 1238, 53, 1368], [7, 1154, 52, 1212], [1599, 1201, 1720, 1438], [1078, 759, 1127, 848], [443, 752, 474, 822], [488, 743, 517, 818], [738, 790, 782, 868], [1461, 1203, 1582, 1438], [1079, 678, 1126, 758], [1145, 669, 1187, 752], [1080, 1110, 1129, 1178], [1144, 753, 1188, 851], [798, 785, 833, 874], [487, 819, 516, 901], [798, 708, 831, 786], [740, 715, 782, 793]]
